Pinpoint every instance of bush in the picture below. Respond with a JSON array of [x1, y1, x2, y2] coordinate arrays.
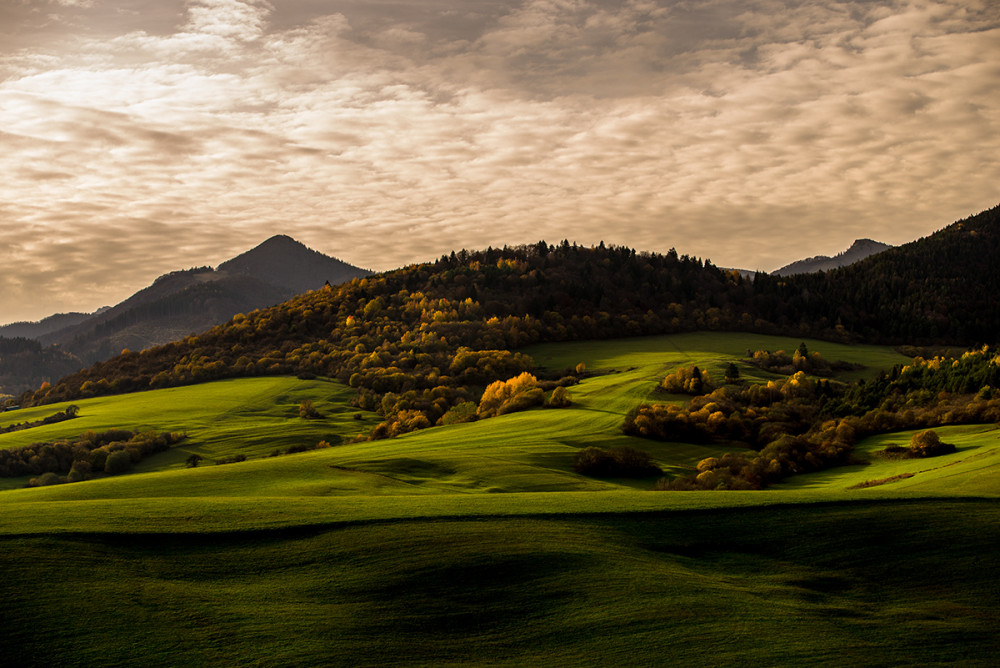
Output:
[[660, 366, 713, 395], [299, 400, 322, 419], [573, 446, 662, 478], [215, 454, 247, 465], [31, 472, 62, 487], [104, 450, 133, 475], [439, 401, 478, 425], [547, 386, 572, 408], [478, 373, 545, 418], [909, 429, 956, 457]]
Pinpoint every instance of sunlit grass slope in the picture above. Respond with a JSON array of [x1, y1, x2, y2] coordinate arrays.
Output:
[[1, 333, 998, 666], [0, 376, 382, 489], [777, 423, 1000, 496], [0, 333, 908, 500]]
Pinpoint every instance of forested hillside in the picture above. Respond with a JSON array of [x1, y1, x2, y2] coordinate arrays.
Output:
[[754, 204, 1000, 342], [21, 206, 1000, 442]]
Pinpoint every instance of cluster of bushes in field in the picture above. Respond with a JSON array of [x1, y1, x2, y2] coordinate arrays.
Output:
[[6, 429, 186, 486], [627, 372, 835, 446], [573, 446, 662, 478], [0, 405, 79, 435], [880, 429, 957, 459], [745, 342, 860, 377], [660, 366, 714, 395], [634, 346, 1000, 489]]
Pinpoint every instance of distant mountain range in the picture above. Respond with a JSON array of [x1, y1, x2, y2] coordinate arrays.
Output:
[[0, 236, 370, 394], [1, 311, 96, 341], [771, 239, 892, 276]]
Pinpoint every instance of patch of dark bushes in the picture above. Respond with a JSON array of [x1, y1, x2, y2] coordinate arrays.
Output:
[[573, 446, 662, 478], [10, 429, 186, 485], [0, 405, 79, 436]]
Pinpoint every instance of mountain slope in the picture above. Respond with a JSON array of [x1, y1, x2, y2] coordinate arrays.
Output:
[[37, 237, 371, 364], [218, 235, 368, 294], [753, 203, 1000, 342], [771, 238, 892, 276], [0, 310, 107, 340]]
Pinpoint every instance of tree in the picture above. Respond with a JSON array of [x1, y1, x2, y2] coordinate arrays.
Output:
[[547, 386, 572, 408], [185, 453, 203, 468], [299, 400, 322, 419], [104, 450, 132, 474], [909, 430, 956, 457], [724, 362, 740, 383]]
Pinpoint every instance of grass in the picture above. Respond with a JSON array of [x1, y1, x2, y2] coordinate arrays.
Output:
[[1, 500, 998, 666], [0, 332, 996, 665], [0, 376, 382, 489]]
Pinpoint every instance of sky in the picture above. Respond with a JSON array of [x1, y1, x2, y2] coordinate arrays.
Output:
[[1, 0, 998, 324]]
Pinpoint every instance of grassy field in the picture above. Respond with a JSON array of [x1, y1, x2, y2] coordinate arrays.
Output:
[[1, 332, 997, 665]]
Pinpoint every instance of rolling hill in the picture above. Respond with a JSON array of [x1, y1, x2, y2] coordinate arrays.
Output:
[[0, 332, 996, 665]]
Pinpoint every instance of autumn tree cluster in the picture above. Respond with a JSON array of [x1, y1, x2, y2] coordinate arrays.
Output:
[[660, 365, 714, 395], [631, 346, 1000, 490]]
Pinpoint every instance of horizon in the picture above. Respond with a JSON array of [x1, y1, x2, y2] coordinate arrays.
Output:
[[2, 0, 998, 323], [0, 225, 911, 327]]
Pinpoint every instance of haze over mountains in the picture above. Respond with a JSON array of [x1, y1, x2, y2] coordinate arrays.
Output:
[[0, 236, 370, 394]]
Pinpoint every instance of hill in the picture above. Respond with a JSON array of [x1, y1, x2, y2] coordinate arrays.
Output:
[[0, 309, 104, 340], [217, 234, 367, 294], [771, 238, 892, 276], [24, 204, 999, 409], [0, 332, 996, 665], [0, 337, 82, 397], [754, 203, 1000, 342], [39, 236, 371, 364]]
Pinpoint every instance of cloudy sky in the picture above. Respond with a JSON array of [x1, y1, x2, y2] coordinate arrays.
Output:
[[1, 0, 998, 323]]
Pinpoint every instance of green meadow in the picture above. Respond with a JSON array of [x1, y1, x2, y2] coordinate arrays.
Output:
[[2, 332, 998, 666]]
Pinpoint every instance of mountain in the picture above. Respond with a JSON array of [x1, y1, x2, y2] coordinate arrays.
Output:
[[1, 235, 369, 394], [752, 204, 1000, 342], [0, 310, 105, 340], [771, 238, 892, 276], [218, 235, 366, 294], [35, 236, 371, 364]]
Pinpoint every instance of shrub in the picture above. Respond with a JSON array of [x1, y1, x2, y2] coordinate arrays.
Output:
[[299, 400, 322, 419], [478, 372, 545, 418], [31, 472, 62, 487], [104, 450, 133, 475], [215, 454, 247, 465], [660, 366, 713, 395], [439, 401, 478, 425], [573, 446, 662, 478], [909, 429, 956, 458], [547, 386, 572, 408], [67, 460, 91, 482]]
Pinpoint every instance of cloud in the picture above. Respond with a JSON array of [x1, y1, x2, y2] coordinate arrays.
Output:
[[0, 0, 998, 322]]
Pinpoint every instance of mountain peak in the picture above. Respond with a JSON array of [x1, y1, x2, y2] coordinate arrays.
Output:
[[772, 238, 892, 276], [218, 235, 370, 294]]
